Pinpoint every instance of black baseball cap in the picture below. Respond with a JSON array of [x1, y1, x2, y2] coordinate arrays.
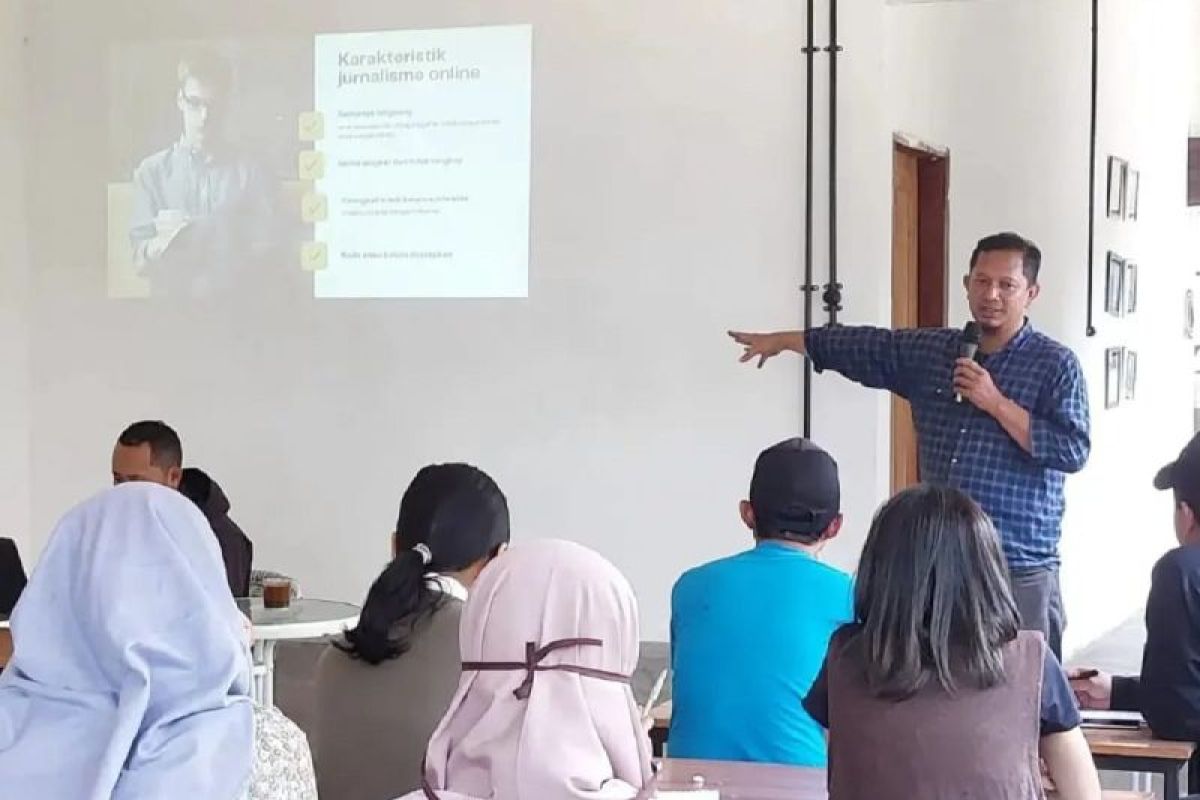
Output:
[[1154, 432, 1200, 501], [749, 438, 841, 539]]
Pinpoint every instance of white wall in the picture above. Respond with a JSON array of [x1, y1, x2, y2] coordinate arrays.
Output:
[[1192, 7, 1200, 137], [1077, 0, 1199, 651], [883, 0, 1197, 654], [0, 2, 31, 558], [21, 0, 825, 639], [10, 0, 1198, 646]]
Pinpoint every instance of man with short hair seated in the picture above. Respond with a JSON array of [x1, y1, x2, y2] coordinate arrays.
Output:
[[112, 420, 252, 597], [112, 420, 184, 489], [668, 438, 853, 766]]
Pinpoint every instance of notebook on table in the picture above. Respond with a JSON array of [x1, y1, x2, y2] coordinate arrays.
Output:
[[1080, 709, 1144, 729]]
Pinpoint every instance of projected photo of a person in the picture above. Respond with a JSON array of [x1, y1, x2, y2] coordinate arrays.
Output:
[[129, 52, 277, 298]]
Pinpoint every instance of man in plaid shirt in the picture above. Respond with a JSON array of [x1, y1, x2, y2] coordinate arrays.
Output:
[[730, 232, 1090, 656]]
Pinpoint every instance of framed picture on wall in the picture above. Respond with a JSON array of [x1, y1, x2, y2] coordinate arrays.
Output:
[[1107, 156, 1126, 218], [1105, 252, 1125, 316], [1126, 169, 1140, 220], [1123, 262, 1138, 314], [1105, 347, 1124, 409], [1124, 350, 1137, 400], [1187, 289, 1196, 338]]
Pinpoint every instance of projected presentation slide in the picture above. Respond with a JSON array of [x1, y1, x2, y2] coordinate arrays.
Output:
[[105, 24, 532, 300]]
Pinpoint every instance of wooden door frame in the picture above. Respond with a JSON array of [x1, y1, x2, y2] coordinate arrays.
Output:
[[891, 136, 949, 493]]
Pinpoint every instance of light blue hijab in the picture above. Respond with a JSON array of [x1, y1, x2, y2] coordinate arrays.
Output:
[[0, 482, 254, 799]]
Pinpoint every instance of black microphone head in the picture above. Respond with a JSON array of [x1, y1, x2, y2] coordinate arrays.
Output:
[[958, 321, 983, 368]]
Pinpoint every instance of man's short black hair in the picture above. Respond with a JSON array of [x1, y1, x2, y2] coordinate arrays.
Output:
[[969, 231, 1042, 286], [117, 420, 183, 469]]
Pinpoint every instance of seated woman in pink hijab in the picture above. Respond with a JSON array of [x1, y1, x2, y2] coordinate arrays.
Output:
[[398, 539, 655, 800]]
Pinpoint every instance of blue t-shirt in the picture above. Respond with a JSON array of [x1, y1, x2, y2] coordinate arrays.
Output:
[[669, 541, 854, 766]]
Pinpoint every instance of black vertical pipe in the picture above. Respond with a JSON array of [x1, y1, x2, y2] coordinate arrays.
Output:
[[825, 0, 842, 326], [802, 0, 815, 438], [1085, 0, 1099, 337]]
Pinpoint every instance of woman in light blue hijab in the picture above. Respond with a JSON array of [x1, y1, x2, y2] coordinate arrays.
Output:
[[0, 482, 255, 799]]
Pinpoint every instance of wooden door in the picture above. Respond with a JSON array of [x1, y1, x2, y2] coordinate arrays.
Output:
[[892, 147, 921, 492]]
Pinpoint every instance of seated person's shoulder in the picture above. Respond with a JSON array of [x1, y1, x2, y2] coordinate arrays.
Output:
[[676, 552, 736, 581], [808, 555, 854, 582], [319, 595, 465, 670], [675, 547, 850, 596], [672, 550, 754, 593], [435, 594, 465, 625], [819, 623, 865, 675], [1154, 544, 1200, 579], [672, 560, 715, 599], [1008, 628, 1052, 661], [396, 593, 467, 641], [829, 621, 862, 649], [405, 593, 466, 641], [760, 544, 853, 586]]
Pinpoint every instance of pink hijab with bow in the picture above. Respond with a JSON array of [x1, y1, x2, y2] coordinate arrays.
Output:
[[402, 539, 654, 800]]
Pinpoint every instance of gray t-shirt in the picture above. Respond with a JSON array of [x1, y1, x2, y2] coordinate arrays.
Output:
[[312, 599, 464, 800]]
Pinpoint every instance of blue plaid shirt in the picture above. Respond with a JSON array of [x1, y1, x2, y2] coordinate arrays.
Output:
[[806, 321, 1090, 568]]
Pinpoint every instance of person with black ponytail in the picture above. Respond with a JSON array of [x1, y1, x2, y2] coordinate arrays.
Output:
[[312, 463, 510, 800]]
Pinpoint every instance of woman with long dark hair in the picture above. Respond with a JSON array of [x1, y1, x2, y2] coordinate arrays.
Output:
[[803, 484, 1099, 800], [313, 463, 510, 800]]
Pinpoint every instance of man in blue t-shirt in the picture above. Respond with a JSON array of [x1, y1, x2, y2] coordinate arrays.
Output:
[[668, 437, 854, 766]]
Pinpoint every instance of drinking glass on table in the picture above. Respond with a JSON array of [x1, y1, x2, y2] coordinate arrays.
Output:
[[262, 577, 292, 609]]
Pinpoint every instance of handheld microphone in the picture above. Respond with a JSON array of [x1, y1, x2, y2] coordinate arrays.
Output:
[[955, 321, 982, 404]]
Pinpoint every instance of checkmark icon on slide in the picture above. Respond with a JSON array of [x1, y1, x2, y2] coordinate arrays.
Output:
[[298, 111, 325, 142], [298, 151, 325, 180], [301, 192, 328, 223], [300, 242, 328, 272]]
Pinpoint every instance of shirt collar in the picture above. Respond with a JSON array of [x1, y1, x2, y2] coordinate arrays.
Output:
[[754, 539, 820, 560], [426, 573, 468, 602], [985, 318, 1033, 358]]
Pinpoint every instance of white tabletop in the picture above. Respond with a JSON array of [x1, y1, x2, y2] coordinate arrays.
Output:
[[0, 601, 361, 639], [236, 598, 359, 641]]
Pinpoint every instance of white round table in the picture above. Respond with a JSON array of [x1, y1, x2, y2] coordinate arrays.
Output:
[[2, 602, 361, 706], [236, 598, 359, 707]]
